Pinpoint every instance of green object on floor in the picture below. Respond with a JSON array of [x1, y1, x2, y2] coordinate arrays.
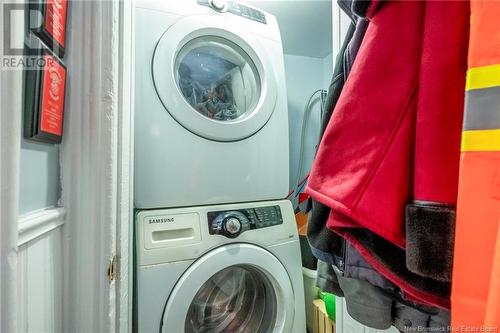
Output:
[[319, 291, 336, 320]]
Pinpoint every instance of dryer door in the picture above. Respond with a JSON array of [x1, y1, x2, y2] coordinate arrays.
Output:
[[152, 15, 277, 142], [160, 244, 295, 333]]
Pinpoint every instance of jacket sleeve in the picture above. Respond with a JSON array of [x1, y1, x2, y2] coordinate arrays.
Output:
[[405, 0, 469, 282]]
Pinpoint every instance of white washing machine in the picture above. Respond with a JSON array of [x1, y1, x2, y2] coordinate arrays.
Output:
[[135, 200, 306, 332], [134, 0, 289, 209]]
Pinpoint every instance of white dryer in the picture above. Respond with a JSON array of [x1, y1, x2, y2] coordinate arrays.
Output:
[[135, 200, 306, 332], [134, 0, 289, 209]]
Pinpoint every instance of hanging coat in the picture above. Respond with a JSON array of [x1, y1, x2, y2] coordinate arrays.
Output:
[[306, 0, 469, 309], [309, 0, 370, 293]]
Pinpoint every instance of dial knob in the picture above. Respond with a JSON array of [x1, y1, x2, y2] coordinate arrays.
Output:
[[224, 217, 242, 236], [209, 0, 227, 11]]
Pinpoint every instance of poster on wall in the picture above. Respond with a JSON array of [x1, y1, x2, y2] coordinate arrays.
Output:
[[24, 48, 67, 144], [31, 0, 68, 57]]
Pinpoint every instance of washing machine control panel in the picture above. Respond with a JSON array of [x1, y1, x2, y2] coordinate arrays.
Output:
[[198, 0, 267, 24], [208, 205, 283, 238]]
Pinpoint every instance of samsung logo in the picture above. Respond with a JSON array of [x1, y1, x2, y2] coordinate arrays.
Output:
[[148, 217, 174, 224]]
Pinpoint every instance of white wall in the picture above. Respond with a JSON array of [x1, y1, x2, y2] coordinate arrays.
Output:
[[322, 53, 334, 88], [284, 53, 332, 201], [19, 140, 60, 214], [17, 228, 63, 333], [247, 1, 333, 58]]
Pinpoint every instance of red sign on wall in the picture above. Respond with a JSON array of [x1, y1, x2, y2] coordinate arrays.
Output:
[[44, 0, 68, 48], [40, 54, 66, 136], [32, 0, 68, 57], [24, 50, 67, 144]]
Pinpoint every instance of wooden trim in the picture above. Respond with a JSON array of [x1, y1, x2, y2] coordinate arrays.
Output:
[[18, 208, 66, 246], [60, 1, 127, 331], [116, 1, 134, 332]]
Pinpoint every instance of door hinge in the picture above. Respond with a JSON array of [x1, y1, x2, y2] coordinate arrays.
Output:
[[107, 255, 117, 283]]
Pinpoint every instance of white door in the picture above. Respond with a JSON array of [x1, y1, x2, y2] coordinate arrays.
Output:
[[161, 244, 295, 333], [152, 15, 277, 142]]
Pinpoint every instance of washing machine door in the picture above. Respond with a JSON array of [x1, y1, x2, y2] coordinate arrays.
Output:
[[152, 15, 277, 142], [160, 244, 295, 333]]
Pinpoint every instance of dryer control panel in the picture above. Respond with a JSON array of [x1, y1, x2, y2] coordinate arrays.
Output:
[[208, 205, 283, 238], [197, 0, 267, 24]]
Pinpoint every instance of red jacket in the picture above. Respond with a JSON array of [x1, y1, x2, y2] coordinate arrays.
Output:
[[306, 0, 469, 308]]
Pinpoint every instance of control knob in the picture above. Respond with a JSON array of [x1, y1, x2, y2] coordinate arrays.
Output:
[[209, 0, 227, 11], [223, 216, 242, 237]]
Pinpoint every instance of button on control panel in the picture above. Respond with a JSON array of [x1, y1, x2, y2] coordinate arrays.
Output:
[[208, 205, 283, 238]]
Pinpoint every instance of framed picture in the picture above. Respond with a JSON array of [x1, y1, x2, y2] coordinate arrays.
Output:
[[24, 47, 67, 144], [31, 0, 68, 58]]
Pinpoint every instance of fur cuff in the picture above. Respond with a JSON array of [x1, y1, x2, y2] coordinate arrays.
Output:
[[405, 203, 456, 282]]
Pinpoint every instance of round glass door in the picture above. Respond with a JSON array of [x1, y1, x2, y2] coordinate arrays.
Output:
[[185, 265, 276, 333], [152, 16, 278, 141], [175, 37, 261, 122], [160, 244, 294, 333]]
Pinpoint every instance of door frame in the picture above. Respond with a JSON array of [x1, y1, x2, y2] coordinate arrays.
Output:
[[60, 1, 134, 331], [0, 0, 24, 330]]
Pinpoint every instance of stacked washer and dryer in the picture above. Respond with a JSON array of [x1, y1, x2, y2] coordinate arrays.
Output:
[[134, 1, 306, 332]]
